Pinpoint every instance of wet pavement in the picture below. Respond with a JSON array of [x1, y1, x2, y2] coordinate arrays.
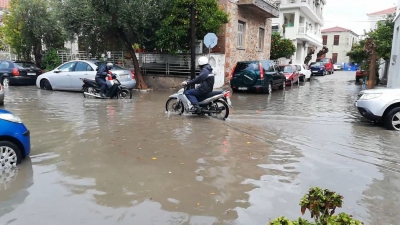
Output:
[[0, 71, 399, 225]]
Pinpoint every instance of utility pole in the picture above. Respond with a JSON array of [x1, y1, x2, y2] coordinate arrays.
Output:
[[190, 0, 196, 89]]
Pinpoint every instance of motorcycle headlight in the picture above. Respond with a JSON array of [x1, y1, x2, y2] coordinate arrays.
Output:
[[360, 93, 382, 100], [0, 113, 23, 123]]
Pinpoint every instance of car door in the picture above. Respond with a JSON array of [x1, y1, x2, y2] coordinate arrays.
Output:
[[273, 64, 284, 84], [52, 62, 76, 90], [70, 61, 94, 91]]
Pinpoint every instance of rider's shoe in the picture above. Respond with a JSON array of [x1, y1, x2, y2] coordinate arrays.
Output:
[[191, 105, 201, 113], [100, 91, 106, 98]]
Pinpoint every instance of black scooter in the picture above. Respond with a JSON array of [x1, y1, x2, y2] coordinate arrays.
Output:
[[80, 74, 132, 99]]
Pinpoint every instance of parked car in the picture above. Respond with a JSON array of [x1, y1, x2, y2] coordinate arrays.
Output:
[[334, 63, 342, 71], [309, 62, 328, 76], [0, 109, 31, 169], [36, 60, 136, 91], [294, 64, 311, 81], [230, 60, 286, 94], [316, 58, 334, 74], [0, 60, 43, 86], [279, 65, 301, 86], [355, 88, 400, 131], [0, 84, 4, 106], [355, 69, 367, 82]]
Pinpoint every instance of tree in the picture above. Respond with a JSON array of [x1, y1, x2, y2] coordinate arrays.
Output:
[[316, 46, 329, 58], [346, 39, 368, 65], [156, 0, 229, 54], [269, 187, 364, 225], [270, 32, 296, 60], [2, 0, 66, 67], [368, 14, 394, 61]]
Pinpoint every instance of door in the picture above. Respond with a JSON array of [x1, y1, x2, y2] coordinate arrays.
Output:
[[332, 53, 338, 64], [70, 61, 95, 90], [53, 62, 76, 89]]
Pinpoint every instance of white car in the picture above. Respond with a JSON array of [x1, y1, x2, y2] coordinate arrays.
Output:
[[0, 83, 4, 105], [334, 64, 342, 70], [36, 60, 136, 91], [354, 88, 400, 130], [294, 64, 311, 81]]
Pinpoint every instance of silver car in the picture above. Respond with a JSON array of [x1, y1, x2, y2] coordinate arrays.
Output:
[[36, 60, 136, 91], [355, 88, 400, 130], [0, 84, 4, 106]]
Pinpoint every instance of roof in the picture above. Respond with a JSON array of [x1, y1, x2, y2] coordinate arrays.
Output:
[[367, 6, 397, 16], [0, 0, 9, 9], [321, 26, 359, 36]]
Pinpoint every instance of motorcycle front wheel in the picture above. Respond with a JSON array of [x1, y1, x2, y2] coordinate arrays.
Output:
[[166, 97, 184, 114], [117, 90, 133, 99]]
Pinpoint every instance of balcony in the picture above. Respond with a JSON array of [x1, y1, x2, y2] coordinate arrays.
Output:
[[297, 26, 323, 47], [237, 0, 280, 18], [276, 0, 324, 25]]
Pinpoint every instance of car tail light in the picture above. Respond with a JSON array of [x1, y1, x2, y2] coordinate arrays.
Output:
[[230, 63, 237, 80], [12, 68, 20, 76], [259, 62, 264, 79], [130, 70, 135, 79], [224, 91, 231, 98]]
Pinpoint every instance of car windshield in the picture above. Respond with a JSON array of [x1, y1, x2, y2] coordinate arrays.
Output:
[[234, 62, 259, 73], [319, 58, 329, 63], [310, 62, 322, 67], [14, 62, 40, 69], [283, 66, 292, 73], [94, 62, 125, 70]]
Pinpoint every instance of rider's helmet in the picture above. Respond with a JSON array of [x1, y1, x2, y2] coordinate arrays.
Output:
[[198, 56, 208, 68], [106, 62, 113, 70]]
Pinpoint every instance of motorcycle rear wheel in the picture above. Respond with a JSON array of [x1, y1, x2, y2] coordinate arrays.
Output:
[[210, 99, 229, 120], [117, 90, 133, 99], [82, 87, 98, 98], [166, 97, 184, 114]]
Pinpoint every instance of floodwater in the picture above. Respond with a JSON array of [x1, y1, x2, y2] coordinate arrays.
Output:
[[0, 71, 399, 225]]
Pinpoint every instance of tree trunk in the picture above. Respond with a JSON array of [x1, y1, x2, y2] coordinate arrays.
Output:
[[117, 28, 148, 89], [33, 42, 43, 68], [367, 49, 377, 89]]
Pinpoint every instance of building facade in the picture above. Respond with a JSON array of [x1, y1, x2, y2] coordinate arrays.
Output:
[[387, 1, 400, 88], [271, 0, 326, 64], [367, 6, 397, 31], [214, 0, 279, 80], [321, 26, 359, 64]]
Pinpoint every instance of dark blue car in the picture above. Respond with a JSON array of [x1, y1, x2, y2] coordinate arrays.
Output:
[[0, 109, 31, 169], [309, 62, 328, 76]]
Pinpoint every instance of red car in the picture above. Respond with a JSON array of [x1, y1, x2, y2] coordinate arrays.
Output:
[[279, 65, 300, 86], [355, 69, 367, 82], [316, 58, 334, 74]]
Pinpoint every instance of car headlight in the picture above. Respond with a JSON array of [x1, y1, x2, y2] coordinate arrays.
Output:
[[360, 93, 382, 100], [0, 113, 23, 123]]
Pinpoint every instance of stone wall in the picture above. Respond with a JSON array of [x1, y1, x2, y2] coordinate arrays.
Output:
[[217, 0, 272, 83]]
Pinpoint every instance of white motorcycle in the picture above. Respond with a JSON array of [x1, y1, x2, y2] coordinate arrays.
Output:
[[165, 85, 233, 120]]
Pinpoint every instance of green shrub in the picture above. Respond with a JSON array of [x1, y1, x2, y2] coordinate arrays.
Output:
[[42, 49, 61, 71]]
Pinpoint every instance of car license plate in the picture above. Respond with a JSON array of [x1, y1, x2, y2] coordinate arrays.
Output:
[[119, 75, 128, 78], [28, 73, 36, 75], [312, 71, 318, 73], [238, 87, 247, 90]]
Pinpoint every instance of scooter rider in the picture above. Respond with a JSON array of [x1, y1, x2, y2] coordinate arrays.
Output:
[[96, 62, 114, 98], [182, 56, 214, 113]]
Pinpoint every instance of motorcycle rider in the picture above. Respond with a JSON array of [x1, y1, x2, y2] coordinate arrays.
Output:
[[96, 62, 114, 98], [182, 56, 214, 113]]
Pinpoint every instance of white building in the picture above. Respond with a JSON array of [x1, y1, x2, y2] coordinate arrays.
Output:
[[321, 27, 359, 64], [367, 6, 397, 31], [272, 0, 325, 64], [387, 1, 400, 88]]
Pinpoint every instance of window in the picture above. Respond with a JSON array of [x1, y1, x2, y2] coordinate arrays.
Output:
[[233, 62, 259, 74], [0, 61, 10, 69], [322, 35, 327, 45], [272, 25, 279, 33], [334, 35, 340, 45], [57, 62, 76, 72], [238, 21, 245, 48], [332, 53, 338, 64], [258, 28, 265, 50], [74, 62, 93, 71]]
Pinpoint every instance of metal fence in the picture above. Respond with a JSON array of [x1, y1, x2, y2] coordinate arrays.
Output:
[[138, 53, 200, 76], [56, 50, 125, 66]]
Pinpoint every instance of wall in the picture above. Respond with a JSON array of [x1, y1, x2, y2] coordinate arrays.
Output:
[[219, 0, 272, 82], [322, 32, 356, 63], [387, 17, 400, 88]]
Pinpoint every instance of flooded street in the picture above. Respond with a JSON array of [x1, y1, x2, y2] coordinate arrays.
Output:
[[1, 71, 399, 225]]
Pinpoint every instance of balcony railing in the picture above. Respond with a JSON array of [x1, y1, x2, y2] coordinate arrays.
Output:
[[280, 0, 323, 19], [237, 0, 280, 18]]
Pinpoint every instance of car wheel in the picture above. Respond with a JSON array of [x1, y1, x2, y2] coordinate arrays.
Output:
[[40, 79, 53, 90], [2, 77, 10, 87], [0, 141, 22, 169], [332, 69, 334, 74], [279, 80, 286, 90], [384, 107, 400, 131]]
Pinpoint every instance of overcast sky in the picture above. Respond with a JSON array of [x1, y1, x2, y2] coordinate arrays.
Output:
[[322, 0, 398, 35]]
